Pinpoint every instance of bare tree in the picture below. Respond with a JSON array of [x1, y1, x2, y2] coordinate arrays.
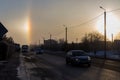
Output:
[[3, 35, 14, 44], [81, 31, 104, 52], [113, 32, 120, 53]]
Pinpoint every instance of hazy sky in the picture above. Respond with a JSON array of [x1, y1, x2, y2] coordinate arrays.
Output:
[[0, 0, 120, 45]]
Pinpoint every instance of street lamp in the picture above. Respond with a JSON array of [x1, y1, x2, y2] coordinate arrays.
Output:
[[100, 6, 106, 59]]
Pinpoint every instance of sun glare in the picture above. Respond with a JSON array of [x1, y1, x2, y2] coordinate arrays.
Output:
[[23, 17, 31, 44], [24, 20, 30, 32], [96, 13, 120, 40]]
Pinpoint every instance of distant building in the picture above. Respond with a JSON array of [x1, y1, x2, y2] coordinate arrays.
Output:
[[44, 39, 58, 50], [113, 40, 120, 51], [44, 39, 58, 46], [114, 40, 120, 45]]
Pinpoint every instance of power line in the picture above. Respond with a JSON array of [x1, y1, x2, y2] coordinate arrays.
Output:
[[53, 29, 64, 36], [69, 8, 120, 29], [107, 8, 120, 13], [51, 8, 120, 38], [69, 13, 103, 29]]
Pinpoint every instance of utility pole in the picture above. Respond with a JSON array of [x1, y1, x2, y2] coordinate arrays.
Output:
[[50, 34, 52, 40], [50, 34, 52, 50], [39, 40, 40, 46], [90, 34, 93, 52], [112, 34, 113, 43], [100, 6, 106, 59], [111, 34, 114, 50], [65, 27, 67, 44], [63, 25, 68, 44], [64, 25, 68, 51], [76, 38, 78, 43], [42, 37, 45, 50]]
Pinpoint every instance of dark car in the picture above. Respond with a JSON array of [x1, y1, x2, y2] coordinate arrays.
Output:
[[66, 50, 91, 67], [21, 45, 29, 53], [35, 48, 43, 54]]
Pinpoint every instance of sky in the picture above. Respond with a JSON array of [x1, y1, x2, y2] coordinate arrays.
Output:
[[0, 0, 120, 45]]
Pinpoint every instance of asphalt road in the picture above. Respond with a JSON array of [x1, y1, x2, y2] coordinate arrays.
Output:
[[30, 53, 120, 80]]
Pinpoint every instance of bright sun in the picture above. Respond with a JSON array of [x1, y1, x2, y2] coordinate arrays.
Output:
[[24, 20, 30, 32], [96, 13, 120, 40], [23, 17, 31, 44]]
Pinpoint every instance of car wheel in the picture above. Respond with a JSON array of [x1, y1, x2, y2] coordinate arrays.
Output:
[[88, 63, 91, 67], [66, 61, 69, 64], [66, 60, 70, 65]]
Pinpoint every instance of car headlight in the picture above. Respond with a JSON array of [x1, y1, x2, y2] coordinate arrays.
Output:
[[88, 56, 91, 61], [75, 58, 79, 61]]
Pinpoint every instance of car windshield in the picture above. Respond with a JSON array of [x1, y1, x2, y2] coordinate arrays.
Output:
[[72, 51, 86, 56]]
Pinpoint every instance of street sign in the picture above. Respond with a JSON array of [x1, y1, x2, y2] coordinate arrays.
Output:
[[0, 22, 8, 38]]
